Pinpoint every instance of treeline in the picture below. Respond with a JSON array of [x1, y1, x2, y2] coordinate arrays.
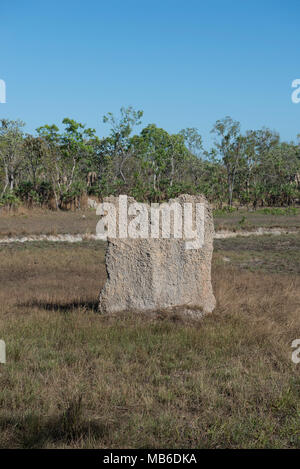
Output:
[[0, 107, 300, 210]]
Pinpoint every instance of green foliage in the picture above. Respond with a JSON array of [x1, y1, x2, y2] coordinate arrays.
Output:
[[260, 207, 298, 216], [0, 190, 20, 208], [16, 181, 53, 206], [0, 109, 300, 209], [61, 181, 86, 203]]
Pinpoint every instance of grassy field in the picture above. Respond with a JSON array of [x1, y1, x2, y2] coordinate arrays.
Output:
[[214, 233, 300, 274], [0, 208, 99, 239], [0, 235, 300, 448], [0, 206, 300, 238], [214, 207, 300, 231]]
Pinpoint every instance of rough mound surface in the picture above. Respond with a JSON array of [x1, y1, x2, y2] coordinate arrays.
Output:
[[98, 194, 216, 317]]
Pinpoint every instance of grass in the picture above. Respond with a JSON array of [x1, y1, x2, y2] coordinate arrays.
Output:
[[0, 236, 300, 448], [1, 206, 300, 239], [213, 207, 300, 231], [214, 233, 300, 274], [0, 208, 98, 239]]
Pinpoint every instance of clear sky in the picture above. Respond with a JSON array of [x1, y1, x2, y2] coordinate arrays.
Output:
[[1, 0, 300, 148]]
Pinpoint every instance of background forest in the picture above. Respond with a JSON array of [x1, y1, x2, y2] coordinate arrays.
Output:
[[1, 107, 300, 211]]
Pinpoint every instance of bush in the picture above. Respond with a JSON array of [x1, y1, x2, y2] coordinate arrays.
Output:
[[0, 191, 21, 208], [16, 181, 54, 206]]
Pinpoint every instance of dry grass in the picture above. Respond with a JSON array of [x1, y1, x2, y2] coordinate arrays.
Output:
[[1, 207, 300, 239], [214, 234, 300, 274], [214, 208, 300, 231], [0, 208, 98, 238], [0, 238, 300, 448]]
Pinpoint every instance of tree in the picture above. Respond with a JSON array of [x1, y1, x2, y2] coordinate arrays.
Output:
[[131, 124, 191, 201], [240, 129, 280, 208], [22, 135, 47, 189], [0, 119, 25, 196], [1, 109, 300, 210], [211, 116, 243, 206], [102, 106, 143, 184], [179, 127, 203, 158], [260, 142, 300, 206], [36, 119, 96, 209]]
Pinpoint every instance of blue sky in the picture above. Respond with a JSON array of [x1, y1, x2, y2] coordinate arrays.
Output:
[[1, 0, 299, 148]]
